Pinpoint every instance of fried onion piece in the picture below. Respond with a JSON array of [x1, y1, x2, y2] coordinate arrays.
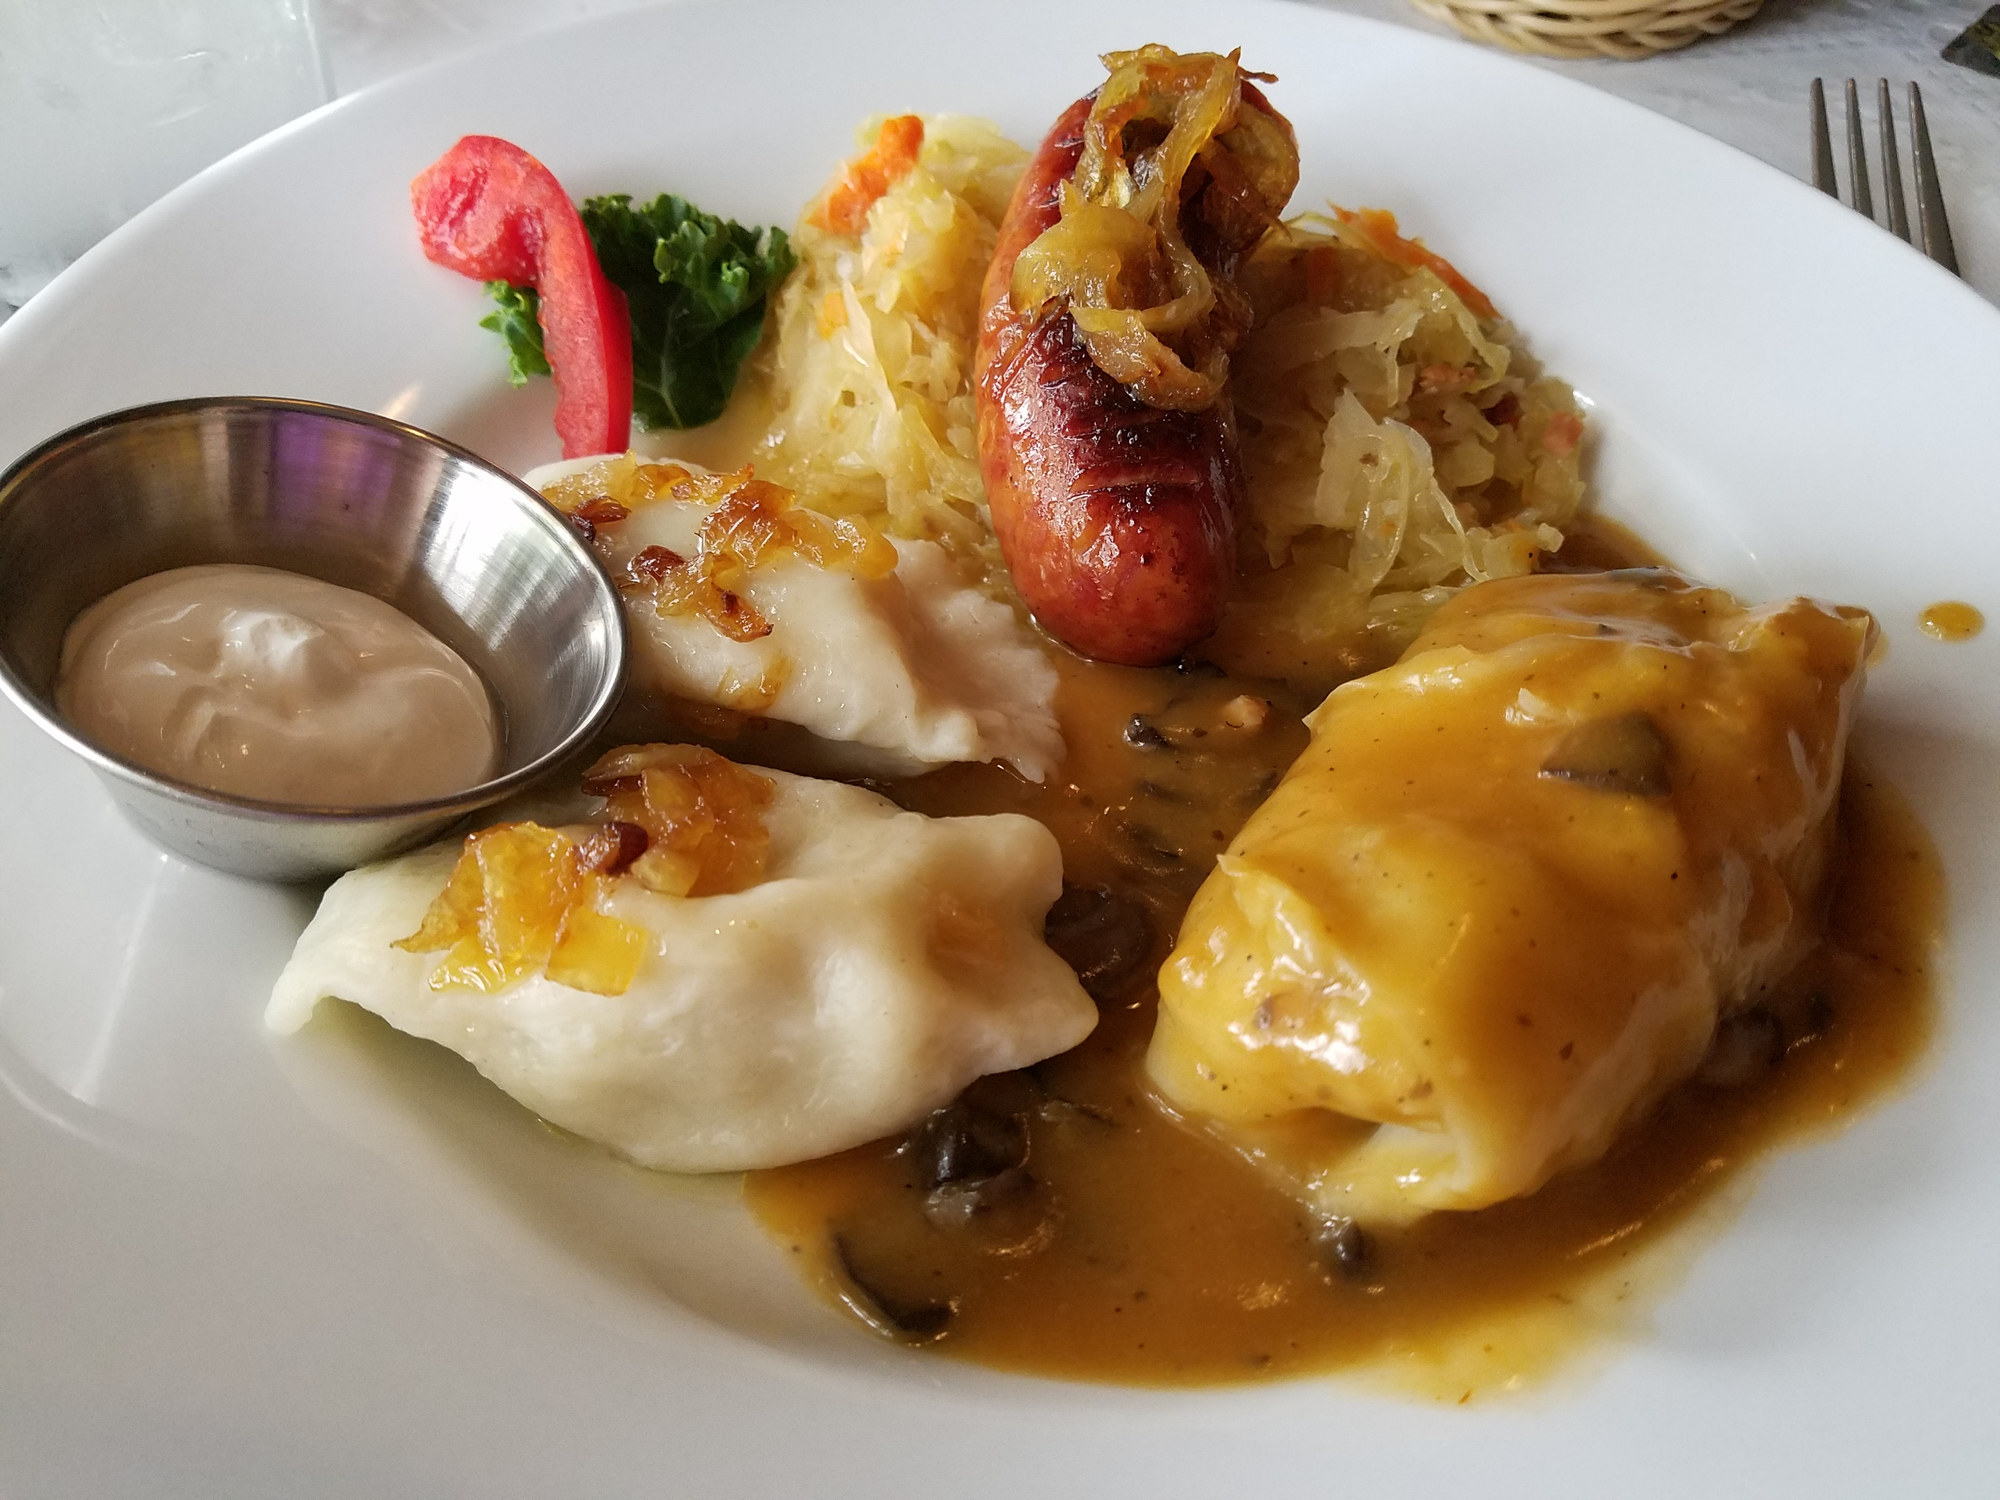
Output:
[[581, 743, 776, 897], [542, 456, 897, 642], [394, 823, 652, 997], [1010, 45, 1299, 411]]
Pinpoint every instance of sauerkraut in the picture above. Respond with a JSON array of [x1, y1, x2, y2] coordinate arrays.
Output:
[[756, 114, 1588, 684], [754, 115, 1026, 559], [1203, 209, 1587, 684]]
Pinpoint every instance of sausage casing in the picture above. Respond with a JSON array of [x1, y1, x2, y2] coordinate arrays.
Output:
[[975, 98, 1242, 667]]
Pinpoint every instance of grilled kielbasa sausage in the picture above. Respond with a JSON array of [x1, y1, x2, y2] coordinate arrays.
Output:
[[975, 66, 1295, 666]]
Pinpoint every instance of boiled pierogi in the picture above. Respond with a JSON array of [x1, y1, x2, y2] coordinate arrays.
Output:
[[526, 454, 1062, 780], [269, 746, 1096, 1172]]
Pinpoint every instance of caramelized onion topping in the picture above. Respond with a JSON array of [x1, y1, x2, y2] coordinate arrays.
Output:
[[394, 745, 777, 995], [393, 823, 650, 997], [580, 742, 775, 897], [1010, 45, 1299, 411], [539, 456, 898, 643]]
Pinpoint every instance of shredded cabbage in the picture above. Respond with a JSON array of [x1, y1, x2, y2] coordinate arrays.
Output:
[[1203, 210, 1587, 683], [756, 115, 1588, 687], [753, 116, 1025, 561]]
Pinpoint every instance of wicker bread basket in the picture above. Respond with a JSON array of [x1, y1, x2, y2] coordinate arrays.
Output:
[[1407, 0, 1764, 60]]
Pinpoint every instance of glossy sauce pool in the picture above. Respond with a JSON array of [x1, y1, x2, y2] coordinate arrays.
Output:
[[745, 523, 1942, 1392], [1918, 601, 1984, 642]]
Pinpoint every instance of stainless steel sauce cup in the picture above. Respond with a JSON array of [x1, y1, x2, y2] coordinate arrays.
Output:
[[0, 397, 625, 880]]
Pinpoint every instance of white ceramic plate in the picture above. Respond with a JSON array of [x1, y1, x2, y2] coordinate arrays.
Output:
[[4, 1, 1999, 1493]]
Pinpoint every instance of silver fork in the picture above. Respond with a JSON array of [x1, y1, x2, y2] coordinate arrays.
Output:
[[1811, 77, 1959, 275]]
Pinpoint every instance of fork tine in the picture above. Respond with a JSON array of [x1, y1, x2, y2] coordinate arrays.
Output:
[[1877, 79, 1910, 242], [1909, 83, 1960, 275], [1810, 79, 1838, 197], [1843, 79, 1874, 221]]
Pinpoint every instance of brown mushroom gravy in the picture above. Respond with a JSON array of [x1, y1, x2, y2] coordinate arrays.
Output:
[[744, 524, 1940, 1391]]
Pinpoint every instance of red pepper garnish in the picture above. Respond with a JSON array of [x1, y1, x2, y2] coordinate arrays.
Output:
[[412, 136, 633, 458]]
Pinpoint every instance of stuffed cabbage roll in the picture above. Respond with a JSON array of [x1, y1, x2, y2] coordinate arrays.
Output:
[[1146, 569, 1874, 1225], [269, 744, 1096, 1172]]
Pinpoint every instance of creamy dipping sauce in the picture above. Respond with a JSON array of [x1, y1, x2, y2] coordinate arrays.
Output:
[[57, 564, 499, 806]]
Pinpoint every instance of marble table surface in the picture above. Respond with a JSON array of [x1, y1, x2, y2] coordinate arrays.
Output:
[[309, 0, 1997, 302]]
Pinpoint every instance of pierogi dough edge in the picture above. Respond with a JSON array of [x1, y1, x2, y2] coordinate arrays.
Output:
[[523, 454, 1064, 782], [268, 768, 1097, 1173]]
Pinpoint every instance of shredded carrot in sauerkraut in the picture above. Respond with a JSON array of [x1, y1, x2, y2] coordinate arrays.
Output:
[[1203, 208, 1587, 684], [1331, 206, 1497, 321], [809, 115, 926, 236], [1009, 47, 1298, 412], [756, 115, 1026, 558]]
